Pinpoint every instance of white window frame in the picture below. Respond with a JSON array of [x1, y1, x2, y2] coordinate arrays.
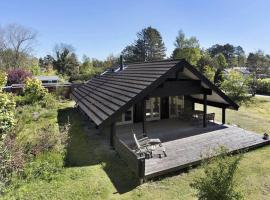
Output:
[[145, 97, 161, 121], [116, 107, 133, 125]]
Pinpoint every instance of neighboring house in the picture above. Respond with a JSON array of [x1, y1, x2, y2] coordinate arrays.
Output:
[[224, 67, 250, 77], [72, 59, 269, 181], [34, 75, 60, 84]]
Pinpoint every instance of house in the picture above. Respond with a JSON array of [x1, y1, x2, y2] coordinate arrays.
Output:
[[34, 75, 60, 84], [71, 59, 269, 181]]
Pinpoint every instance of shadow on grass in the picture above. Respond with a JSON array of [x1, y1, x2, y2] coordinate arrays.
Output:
[[57, 107, 138, 194]]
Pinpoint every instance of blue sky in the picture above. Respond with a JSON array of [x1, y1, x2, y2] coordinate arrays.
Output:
[[0, 0, 269, 60]]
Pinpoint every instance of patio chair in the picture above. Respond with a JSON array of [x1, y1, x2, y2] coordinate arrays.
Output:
[[131, 129, 162, 147], [206, 113, 215, 123], [133, 131, 167, 158], [133, 134, 152, 158]]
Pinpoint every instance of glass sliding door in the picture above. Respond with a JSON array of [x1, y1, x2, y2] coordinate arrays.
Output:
[[169, 96, 184, 118], [145, 97, 160, 121]]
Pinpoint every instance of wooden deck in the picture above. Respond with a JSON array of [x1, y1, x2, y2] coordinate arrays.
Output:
[[116, 119, 270, 179]]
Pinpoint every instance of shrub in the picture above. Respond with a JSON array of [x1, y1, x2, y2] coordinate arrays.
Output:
[[23, 77, 48, 104], [221, 70, 250, 103], [191, 148, 243, 200], [256, 78, 270, 94], [23, 152, 64, 181], [0, 134, 25, 194], [7, 68, 32, 85], [0, 92, 16, 135], [0, 72, 7, 89]]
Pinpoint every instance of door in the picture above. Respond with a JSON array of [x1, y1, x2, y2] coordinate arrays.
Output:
[[145, 97, 160, 121], [161, 97, 169, 119]]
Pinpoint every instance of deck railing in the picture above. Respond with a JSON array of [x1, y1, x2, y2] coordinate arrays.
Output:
[[114, 135, 145, 181]]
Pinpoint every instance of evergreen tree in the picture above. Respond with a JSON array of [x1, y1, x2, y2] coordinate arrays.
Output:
[[122, 26, 166, 62]]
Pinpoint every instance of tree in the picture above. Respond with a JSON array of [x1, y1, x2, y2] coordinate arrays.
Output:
[[191, 148, 243, 200], [0, 24, 37, 69], [221, 70, 249, 103], [79, 55, 93, 74], [213, 53, 228, 86], [0, 71, 7, 89], [171, 30, 201, 65], [39, 55, 55, 72], [208, 44, 245, 67], [247, 50, 270, 95], [122, 26, 166, 62], [53, 43, 79, 76]]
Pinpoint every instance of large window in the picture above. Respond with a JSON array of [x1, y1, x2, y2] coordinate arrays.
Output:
[[145, 97, 160, 121], [116, 107, 133, 125], [169, 96, 184, 118]]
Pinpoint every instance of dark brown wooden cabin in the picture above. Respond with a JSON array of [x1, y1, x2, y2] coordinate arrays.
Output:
[[71, 59, 269, 181]]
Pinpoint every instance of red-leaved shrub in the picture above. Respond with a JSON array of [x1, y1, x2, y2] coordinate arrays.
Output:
[[7, 68, 32, 85]]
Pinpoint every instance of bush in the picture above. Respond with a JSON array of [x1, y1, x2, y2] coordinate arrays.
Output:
[[221, 70, 250, 103], [23, 152, 64, 181], [256, 78, 270, 94], [23, 77, 48, 104], [0, 134, 25, 194], [0, 72, 7, 89], [69, 73, 94, 83], [191, 148, 243, 200], [0, 92, 16, 135], [7, 68, 32, 85]]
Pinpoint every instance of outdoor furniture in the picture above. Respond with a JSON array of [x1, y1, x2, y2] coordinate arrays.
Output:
[[132, 131, 167, 158], [151, 146, 167, 158], [133, 134, 152, 158], [206, 113, 215, 123]]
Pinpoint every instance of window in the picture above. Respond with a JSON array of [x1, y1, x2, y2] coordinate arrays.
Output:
[[145, 97, 160, 121], [116, 107, 133, 125], [169, 96, 184, 118]]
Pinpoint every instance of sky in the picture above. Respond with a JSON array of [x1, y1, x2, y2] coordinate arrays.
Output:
[[0, 0, 270, 60]]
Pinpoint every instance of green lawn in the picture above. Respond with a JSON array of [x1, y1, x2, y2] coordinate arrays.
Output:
[[2, 96, 270, 200]]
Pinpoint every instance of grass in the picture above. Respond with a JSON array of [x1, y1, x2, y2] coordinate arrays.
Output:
[[2, 96, 270, 200]]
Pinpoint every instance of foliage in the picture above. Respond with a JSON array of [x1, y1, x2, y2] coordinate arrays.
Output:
[[23, 77, 48, 104], [29, 65, 41, 75], [0, 23, 37, 70], [172, 47, 201, 65], [7, 68, 32, 85], [0, 133, 25, 194], [0, 92, 16, 135], [208, 44, 246, 67], [122, 26, 166, 62], [256, 78, 270, 94], [53, 43, 80, 76], [247, 50, 270, 95], [213, 53, 228, 85], [191, 148, 243, 200], [0, 71, 7, 89], [171, 30, 201, 65], [221, 70, 249, 103], [203, 65, 216, 82]]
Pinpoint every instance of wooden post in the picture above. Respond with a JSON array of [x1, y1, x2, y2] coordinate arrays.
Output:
[[138, 158, 145, 184], [110, 122, 116, 148], [142, 99, 146, 136], [222, 108, 226, 124], [191, 102, 195, 111], [203, 93, 207, 127]]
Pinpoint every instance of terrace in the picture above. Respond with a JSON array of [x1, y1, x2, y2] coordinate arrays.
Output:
[[115, 118, 269, 180]]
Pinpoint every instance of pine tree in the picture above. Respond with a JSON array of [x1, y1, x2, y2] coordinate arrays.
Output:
[[122, 26, 166, 62]]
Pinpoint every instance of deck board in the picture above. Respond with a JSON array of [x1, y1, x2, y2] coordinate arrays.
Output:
[[144, 126, 269, 178]]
